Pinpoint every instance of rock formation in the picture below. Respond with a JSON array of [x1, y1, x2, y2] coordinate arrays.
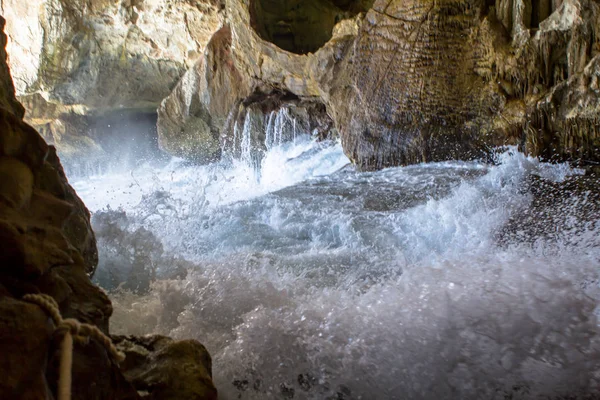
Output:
[[1, 0, 224, 165], [157, 0, 363, 162], [156, 0, 599, 170], [4, 0, 597, 170], [0, 16, 216, 400]]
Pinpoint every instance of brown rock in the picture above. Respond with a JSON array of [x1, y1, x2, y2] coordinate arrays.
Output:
[[0, 220, 26, 270], [0, 296, 53, 400], [115, 335, 218, 400], [0, 157, 34, 209], [158, 25, 250, 163], [0, 17, 25, 119], [0, 12, 217, 400]]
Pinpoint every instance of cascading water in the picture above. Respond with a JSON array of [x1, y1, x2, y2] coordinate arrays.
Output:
[[69, 109, 600, 399]]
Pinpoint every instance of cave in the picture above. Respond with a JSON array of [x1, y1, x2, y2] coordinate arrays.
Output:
[[40, 110, 168, 176], [87, 110, 164, 167], [249, 0, 374, 54], [2, 0, 600, 399]]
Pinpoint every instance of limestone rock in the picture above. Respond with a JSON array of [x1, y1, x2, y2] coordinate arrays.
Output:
[[1, 0, 224, 161], [486, 0, 600, 164], [157, 0, 361, 163], [157, 0, 599, 170], [158, 25, 248, 162], [3, 0, 223, 104], [327, 0, 596, 169], [528, 54, 600, 162]]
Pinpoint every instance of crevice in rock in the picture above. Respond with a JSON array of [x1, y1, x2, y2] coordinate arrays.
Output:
[[249, 0, 374, 54], [529, 0, 553, 29]]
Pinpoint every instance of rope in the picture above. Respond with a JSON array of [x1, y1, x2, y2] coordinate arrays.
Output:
[[22, 293, 125, 400]]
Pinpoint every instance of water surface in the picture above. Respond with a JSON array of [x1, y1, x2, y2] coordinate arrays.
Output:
[[70, 129, 600, 399]]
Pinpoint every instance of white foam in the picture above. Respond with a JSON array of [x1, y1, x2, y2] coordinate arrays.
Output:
[[71, 142, 599, 399]]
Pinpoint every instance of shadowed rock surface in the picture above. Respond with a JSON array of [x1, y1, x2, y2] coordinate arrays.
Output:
[[114, 335, 218, 400], [249, 0, 373, 54], [0, 15, 217, 400]]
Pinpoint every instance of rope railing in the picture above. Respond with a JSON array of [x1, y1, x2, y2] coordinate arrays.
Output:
[[22, 293, 124, 400]]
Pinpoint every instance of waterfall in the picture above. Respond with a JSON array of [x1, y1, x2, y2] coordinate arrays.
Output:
[[240, 110, 253, 167], [265, 111, 276, 151], [228, 105, 308, 183]]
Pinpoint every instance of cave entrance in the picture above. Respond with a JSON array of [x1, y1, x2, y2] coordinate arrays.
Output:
[[249, 0, 374, 54], [88, 110, 166, 166]]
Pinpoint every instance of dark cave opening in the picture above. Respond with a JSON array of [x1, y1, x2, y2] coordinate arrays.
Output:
[[47, 110, 169, 175], [529, 0, 553, 29], [87, 111, 164, 164], [249, 0, 374, 54]]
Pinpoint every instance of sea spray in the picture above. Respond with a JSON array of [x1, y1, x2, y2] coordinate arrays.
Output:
[[71, 139, 600, 399]]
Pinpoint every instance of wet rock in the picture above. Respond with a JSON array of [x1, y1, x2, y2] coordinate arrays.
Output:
[[114, 335, 218, 400], [0, 11, 219, 400], [0, 15, 190, 400], [528, 54, 600, 162], [158, 25, 249, 162], [0, 296, 54, 399]]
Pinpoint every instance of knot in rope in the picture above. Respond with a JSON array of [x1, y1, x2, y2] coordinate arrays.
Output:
[[22, 293, 125, 400]]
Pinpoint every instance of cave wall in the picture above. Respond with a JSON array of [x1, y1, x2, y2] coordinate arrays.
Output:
[[324, 0, 599, 169], [160, 0, 600, 169], [332, 0, 496, 168], [0, 15, 217, 400], [3, 0, 599, 170], [1, 0, 224, 162]]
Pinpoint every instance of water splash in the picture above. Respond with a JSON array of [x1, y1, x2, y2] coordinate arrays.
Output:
[[71, 141, 600, 399]]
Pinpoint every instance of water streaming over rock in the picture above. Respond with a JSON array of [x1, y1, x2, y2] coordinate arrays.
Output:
[[69, 111, 600, 399]]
